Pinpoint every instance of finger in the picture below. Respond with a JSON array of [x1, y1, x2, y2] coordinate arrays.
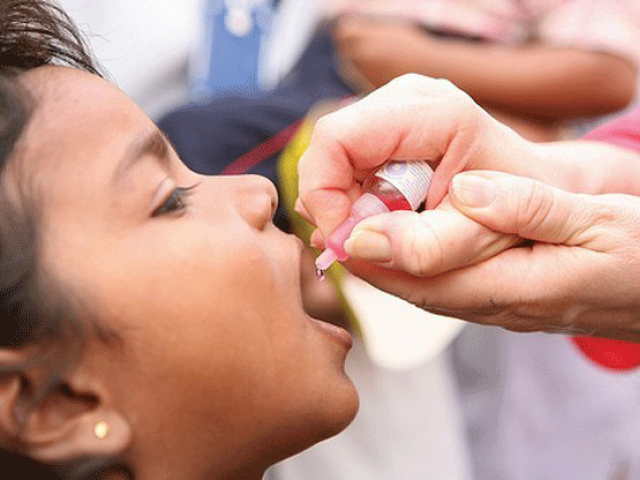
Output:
[[425, 115, 536, 210], [343, 200, 518, 277], [297, 74, 480, 237], [297, 148, 364, 237], [309, 229, 325, 250], [449, 171, 601, 245], [294, 197, 314, 224], [344, 242, 606, 332]]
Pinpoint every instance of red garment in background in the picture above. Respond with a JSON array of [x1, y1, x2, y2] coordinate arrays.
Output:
[[572, 108, 640, 370]]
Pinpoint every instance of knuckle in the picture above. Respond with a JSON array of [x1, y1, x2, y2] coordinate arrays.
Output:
[[445, 87, 476, 115], [392, 72, 423, 85], [432, 77, 457, 92], [597, 194, 640, 225], [399, 218, 444, 277], [517, 181, 554, 236], [583, 194, 640, 249], [312, 114, 337, 139], [579, 200, 618, 238], [387, 73, 433, 93]]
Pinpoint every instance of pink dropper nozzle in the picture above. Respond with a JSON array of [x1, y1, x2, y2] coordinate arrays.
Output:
[[315, 248, 339, 271], [315, 193, 390, 272]]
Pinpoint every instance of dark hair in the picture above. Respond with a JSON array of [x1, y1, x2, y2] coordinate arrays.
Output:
[[0, 0, 98, 355], [0, 71, 71, 480], [0, 0, 100, 76], [0, 1, 107, 479]]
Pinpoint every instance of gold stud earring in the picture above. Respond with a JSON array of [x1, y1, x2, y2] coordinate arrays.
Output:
[[93, 421, 110, 439]]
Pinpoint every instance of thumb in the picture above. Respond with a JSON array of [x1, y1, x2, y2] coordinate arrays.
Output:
[[344, 204, 518, 277], [449, 171, 593, 245]]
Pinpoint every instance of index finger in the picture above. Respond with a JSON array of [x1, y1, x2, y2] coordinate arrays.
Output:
[[344, 243, 605, 333]]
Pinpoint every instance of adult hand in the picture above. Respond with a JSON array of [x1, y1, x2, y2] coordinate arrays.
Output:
[[297, 73, 640, 339], [297, 74, 547, 242], [345, 170, 640, 341]]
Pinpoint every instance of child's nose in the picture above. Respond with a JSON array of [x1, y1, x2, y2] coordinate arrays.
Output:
[[231, 175, 278, 230]]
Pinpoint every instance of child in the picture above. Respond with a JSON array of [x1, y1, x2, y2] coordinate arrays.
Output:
[[0, 2, 358, 478]]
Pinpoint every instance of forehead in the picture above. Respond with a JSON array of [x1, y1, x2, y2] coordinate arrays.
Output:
[[10, 67, 158, 215], [16, 67, 152, 182]]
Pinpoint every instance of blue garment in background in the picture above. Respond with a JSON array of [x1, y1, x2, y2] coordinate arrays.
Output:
[[159, 28, 353, 229], [191, 0, 277, 99]]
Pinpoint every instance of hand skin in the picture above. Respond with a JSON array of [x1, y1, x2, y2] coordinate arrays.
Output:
[[345, 171, 640, 342], [332, 16, 637, 120], [297, 74, 640, 340], [298, 74, 640, 239]]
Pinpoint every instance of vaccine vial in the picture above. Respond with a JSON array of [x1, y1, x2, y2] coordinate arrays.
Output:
[[315, 160, 434, 274]]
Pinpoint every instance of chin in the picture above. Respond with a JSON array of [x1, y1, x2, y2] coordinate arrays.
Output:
[[271, 380, 359, 466], [308, 378, 360, 447]]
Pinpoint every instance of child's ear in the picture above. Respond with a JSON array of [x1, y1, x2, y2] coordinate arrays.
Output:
[[0, 350, 26, 440], [0, 349, 132, 466]]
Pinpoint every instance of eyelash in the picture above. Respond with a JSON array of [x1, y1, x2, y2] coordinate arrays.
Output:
[[153, 184, 198, 217]]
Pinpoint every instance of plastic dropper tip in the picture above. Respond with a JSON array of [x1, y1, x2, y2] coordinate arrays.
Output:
[[315, 248, 338, 272]]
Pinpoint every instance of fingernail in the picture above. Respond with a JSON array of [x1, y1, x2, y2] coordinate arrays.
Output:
[[344, 229, 392, 262], [451, 174, 496, 208], [311, 229, 328, 249]]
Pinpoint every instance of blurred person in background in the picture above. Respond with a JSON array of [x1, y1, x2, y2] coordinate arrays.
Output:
[[160, 0, 639, 174]]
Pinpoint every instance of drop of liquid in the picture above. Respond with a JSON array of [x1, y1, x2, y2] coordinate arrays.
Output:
[[315, 268, 326, 282]]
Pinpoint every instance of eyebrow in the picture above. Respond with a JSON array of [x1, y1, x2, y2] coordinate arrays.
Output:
[[112, 130, 171, 185]]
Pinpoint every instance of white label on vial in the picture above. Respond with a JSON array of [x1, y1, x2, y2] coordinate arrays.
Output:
[[375, 161, 434, 210]]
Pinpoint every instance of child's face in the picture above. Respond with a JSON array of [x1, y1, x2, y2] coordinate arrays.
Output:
[[15, 67, 357, 478]]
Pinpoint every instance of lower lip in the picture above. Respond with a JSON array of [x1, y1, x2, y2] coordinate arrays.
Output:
[[291, 234, 351, 349], [310, 318, 353, 349]]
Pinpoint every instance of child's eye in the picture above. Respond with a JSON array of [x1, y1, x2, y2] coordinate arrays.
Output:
[[153, 185, 197, 217]]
